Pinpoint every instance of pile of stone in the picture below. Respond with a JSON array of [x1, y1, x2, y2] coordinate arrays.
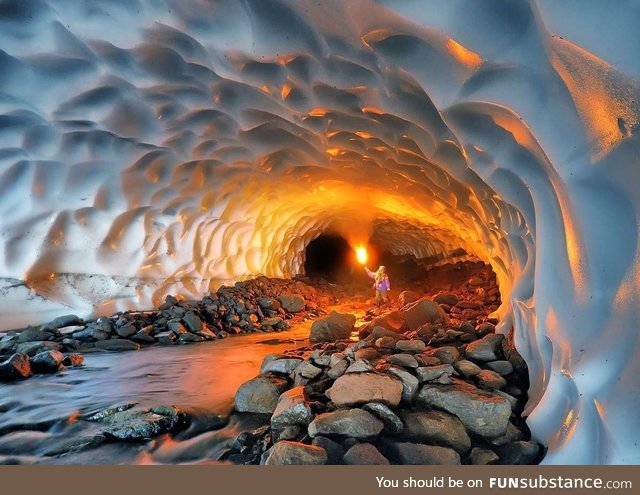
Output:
[[227, 291, 541, 465], [0, 277, 330, 382]]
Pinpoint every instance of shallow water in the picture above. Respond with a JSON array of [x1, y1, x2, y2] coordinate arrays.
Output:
[[0, 322, 313, 463]]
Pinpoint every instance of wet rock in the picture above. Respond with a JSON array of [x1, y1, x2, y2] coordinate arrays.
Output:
[[94, 339, 140, 352], [434, 293, 459, 306], [257, 298, 281, 311], [453, 359, 482, 378], [15, 341, 62, 357], [41, 314, 82, 331], [346, 359, 374, 373], [0, 353, 31, 380], [387, 442, 461, 465], [264, 441, 327, 465], [387, 353, 419, 368], [72, 327, 108, 342], [430, 346, 460, 364], [498, 441, 541, 465], [470, 447, 499, 465], [183, 311, 203, 334], [308, 409, 384, 439], [416, 364, 454, 384], [327, 359, 348, 379], [235, 375, 290, 414], [312, 436, 344, 464], [326, 373, 403, 407], [178, 332, 204, 344], [362, 402, 404, 434], [387, 367, 419, 402], [353, 347, 380, 363], [417, 380, 511, 437], [476, 322, 495, 337], [168, 321, 188, 336], [115, 323, 136, 338], [488, 421, 523, 447], [271, 386, 314, 433], [31, 350, 64, 373], [295, 361, 323, 380], [398, 290, 420, 307], [475, 369, 507, 389], [277, 294, 305, 313], [343, 443, 390, 465], [395, 340, 426, 353], [17, 328, 53, 343], [62, 353, 84, 367], [261, 356, 302, 375], [401, 410, 471, 453], [465, 334, 504, 361], [310, 311, 356, 342], [89, 405, 184, 440], [155, 331, 177, 345], [402, 299, 447, 331], [486, 360, 514, 376]]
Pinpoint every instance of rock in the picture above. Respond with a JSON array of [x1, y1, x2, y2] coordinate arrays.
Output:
[[353, 347, 380, 363], [295, 361, 323, 379], [430, 346, 460, 364], [62, 353, 84, 367], [387, 442, 461, 465], [156, 331, 176, 345], [326, 373, 403, 407], [418, 354, 441, 366], [94, 339, 140, 352], [327, 359, 348, 379], [369, 327, 399, 341], [476, 322, 495, 337], [89, 405, 183, 440], [475, 369, 507, 389], [115, 324, 136, 338], [488, 422, 523, 447], [343, 443, 390, 465], [257, 298, 281, 311], [131, 330, 156, 344], [235, 375, 290, 414], [261, 357, 302, 375], [434, 293, 459, 306], [387, 367, 419, 402], [0, 354, 31, 380], [470, 447, 499, 465], [362, 402, 404, 434], [308, 409, 384, 439], [465, 334, 504, 361], [310, 311, 356, 342], [498, 441, 540, 465], [312, 436, 345, 464], [402, 299, 446, 331], [486, 360, 514, 376], [277, 425, 302, 441], [494, 390, 519, 411], [277, 294, 305, 313], [375, 336, 397, 349], [387, 353, 419, 368], [469, 276, 484, 287], [395, 340, 426, 353], [15, 341, 61, 357], [373, 311, 407, 333], [346, 359, 374, 373], [415, 364, 454, 384], [457, 300, 482, 310], [264, 441, 327, 465], [453, 359, 482, 377], [195, 324, 216, 340], [168, 321, 188, 335], [41, 314, 82, 331], [271, 386, 313, 433], [31, 350, 64, 373], [17, 328, 52, 343], [401, 410, 471, 453], [72, 327, 108, 342], [182, 311, 203, 334], [417, 380, 511, 437], [398, 290, 420, 307]]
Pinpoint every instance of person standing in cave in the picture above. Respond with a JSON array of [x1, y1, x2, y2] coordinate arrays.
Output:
[[365, 265, 391, 308]]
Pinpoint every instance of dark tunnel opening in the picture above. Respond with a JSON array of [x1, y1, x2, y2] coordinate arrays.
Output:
[[303, 233, 352, 282]]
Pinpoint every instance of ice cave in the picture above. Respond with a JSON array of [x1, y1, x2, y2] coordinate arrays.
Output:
[[0, 0, 638, 465]]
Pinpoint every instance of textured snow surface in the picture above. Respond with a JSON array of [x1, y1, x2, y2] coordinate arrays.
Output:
[[0, 0, 639, 463]]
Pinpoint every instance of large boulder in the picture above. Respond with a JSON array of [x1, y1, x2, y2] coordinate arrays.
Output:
[[277, 294, 305, 313], [264, 441, 327, 465], [401, 299, 447, 331], [235, 375, 290, 414], [386, 442, 461, 465], [260, 355, 302, 375], [326, 373, 403, 407], [417, 380, 511, 437], [310, 311, 356, 342], [398, 290, 420, 307], [31, 350, 64, 373], [372, 311, 406, 333], [271, 386, 314, 433], [401, 410, 471, 453], [0, 353, 31, 380], [308, 409, 384, 439]]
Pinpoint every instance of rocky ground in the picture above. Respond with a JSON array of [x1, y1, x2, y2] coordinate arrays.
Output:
[[0, 277, 334, 381], [0, 261, 543, 465]]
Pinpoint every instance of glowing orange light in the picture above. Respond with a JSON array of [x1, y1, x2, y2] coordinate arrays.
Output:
[[355, 245, 368, 265]]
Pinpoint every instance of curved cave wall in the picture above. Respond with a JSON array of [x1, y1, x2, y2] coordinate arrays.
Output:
[[0, 0, 638, 464]]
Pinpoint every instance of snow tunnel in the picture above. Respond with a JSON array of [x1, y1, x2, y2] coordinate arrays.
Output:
[[0, 0, 639, 464]]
